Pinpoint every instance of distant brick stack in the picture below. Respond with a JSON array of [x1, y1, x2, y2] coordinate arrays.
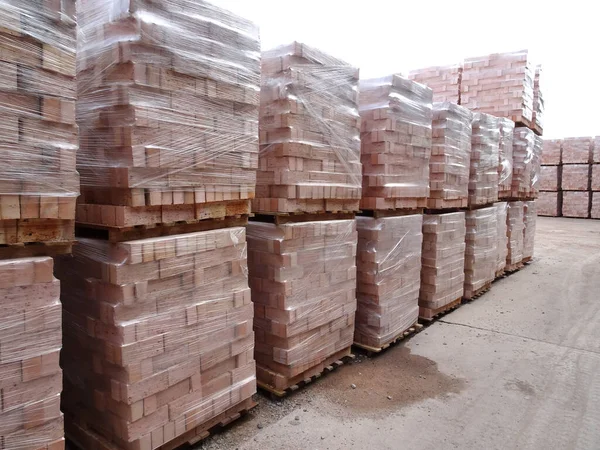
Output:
[[561, 137, 593, 219], [539, 139, 562, 216], [464, 206, 497, 299], [537, 191, 560, 217], [408, 65, 461, 103], [469, 113, 500, 207], [562, 191, 590, 218]]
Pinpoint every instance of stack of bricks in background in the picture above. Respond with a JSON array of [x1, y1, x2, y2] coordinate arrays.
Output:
[[247, 220, 357, 391], [408, 65, 462, 104], [495, 203, 508, 278], [0, 257, 64, 450], [256, 42, 361, 213], [593, 137, 600, 218], [428, 102, 471, 209], [0, 0, 78, 249], [506, 202, 524, 270], [497, 118, 515, 200], [75, 0, 260, 228], [56, 229, 256, 450], [469, 113, 500, 207], [523, 201, 537, 262], [355, 215, 423, 349], [359, 75, 432, 210], [538, 139, 562, 216], [561, 137, 592, 218], [464, 206, 498, 299], [419, 212, 466, 319]]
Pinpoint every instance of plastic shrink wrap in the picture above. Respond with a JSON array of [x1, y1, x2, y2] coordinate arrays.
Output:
[[562, 137, 592, 164], [54, 228, 256, 450], [512, 128, 537, 199], [540, 166, 559, 191], [592, 165, 600, 191], [256, 42, 362, 214], [0, 0, 78, 245], [355, 215, 422, 349], [75, 0, 260, 228], [531, 135, 542, 198], [532, 66, 544, 132], [420, 212, 466, 313], [247, 220, 357, 390], [506, 202, 524, 267], [523, 201, 536, 261], [497, 118, 515, 199], [593, 137, 600, 164], [0, 257, 64, 450], [591, 193, 600, 219], [428, 102, 471, 209], [495, 202, 508, 275], [562, 165, 590, 191], [408, 64, 461, 104], [464, 206, 497, 299], [537, 192, 560, 217], [359, 75, 432, 210], [562, 191, 589, 218], [469, 113, 500, 207], [541, 139, 562, 165]]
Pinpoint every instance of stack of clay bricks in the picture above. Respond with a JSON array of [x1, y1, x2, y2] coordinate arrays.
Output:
[[506, 202, 525, 270], [428, 102, 472, 209], [256, 42, 362, 214], [523, 201, 537, 262], [532, 66, 544, 133], [249, 42, 360, 393], [408, 64, 462, 104], [495, 202, 508, 278], [75, 0, 260, 229], [512, 128, 541, 200], [497, 118, 515, 200], [561, 137, 593, 218], [464, 206, 498, 300], [355, 215, 423, 349], [359, 74, 432, 210], [469, 113, 500, 207], [419, 212, 466, 320], [538, 139, 562, 217], [593, 137, 600, 219], [0, 1, 79, 448]]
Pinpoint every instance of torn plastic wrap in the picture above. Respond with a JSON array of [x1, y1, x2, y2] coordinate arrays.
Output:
[[359, 75, 432, 210], [512, 127, 537, 199], [533, 66, 544, 132], [464, 206, 498, 299], [428, 102, 472, 209], [54, 228, 256, 450], [247, 220, 357, 386], [420, 212, 466, 311], [507, 202, 525, 266], [0, 257, 64, 450], [469, 113, 500, 207], [408, 64, 462, 104], [355, 215, 423, 349], [541, 139, 562, 165], [497, 118, 515, 198], [75, 0, 261, 227], [0, 1, 78, 243], [255, 42, 362, 214], [495, 202, 508, 275], [523, 201, 537, 260]]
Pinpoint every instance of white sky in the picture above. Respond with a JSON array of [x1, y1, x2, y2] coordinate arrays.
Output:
[[211, 0, 599, 139]]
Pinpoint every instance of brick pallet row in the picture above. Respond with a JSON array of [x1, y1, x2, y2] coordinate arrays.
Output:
[[355, 215, 423, 349], [469, 113, 500, 207], [75, 0, 260, 229], [506, 202, 525, 269], [540, 166, 559, 191], [495, 202, 508, 277], [408, 64, 462, 104], [464, 206, 498, 300], [562, 191, 590, 218], [537, 191, 561, 217]]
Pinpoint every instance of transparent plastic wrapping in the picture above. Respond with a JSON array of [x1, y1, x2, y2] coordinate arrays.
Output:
[[461, 50, 534, 124], [533, 65, 544, 131], [359, 75, 432, 210], [562, 191, 590, 218], [593, 137, 600, 164], [256, 42, 362, 214], [355, 215, 423, 349], [541, 139, 562, 165], [506, 202, 524, 266], [408, 64, 462, 104], [512, 127, 537, 199], [497, 118, 515, 197], [523, 201, 537, 260], [495, 202, 508, 275], [537, 192, 560, 217], [469, 112, 500, 207], [420, 212, 466, 310], [75, 0, 260, 225], [54, 228, 256, 449], [247, 219, 357, 379], [531, 135, 542, 198], [464, 206, 498, 299], [0, 257, 64, 450], [591, 193, 600, 219], [540, 166, 559, 191], [0, 1, 78, 226], [428, 102, 472, 209], [562, 137, 592, 164]]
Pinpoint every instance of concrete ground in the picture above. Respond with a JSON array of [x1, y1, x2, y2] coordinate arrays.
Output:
[[199, 217, 600, 450]]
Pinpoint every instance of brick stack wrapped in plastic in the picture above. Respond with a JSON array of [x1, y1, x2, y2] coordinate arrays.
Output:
[[497, 118, 515, 199], [408, 64, 462, 104], [532, 66, 544, 133], [539, 139, 562, 217], [506, 202, 524, 269], [428, 102, 472, 209], [247, 220, 357, 392], [495, 202, 508, 277], [523, 201, 537, 262], [419, 212, 466, 318], [355, 215, 423, 349], [464, 206, 498, 300], [75, 0, 261, 228], [512, 128, 537, 199], [0, 0, 78, 245], [0, 257, 64, 450], [256, 42, 362, 214], [469, 113, 500, 207], [55, 228, 256, 450], [359, 75, 432, 210]]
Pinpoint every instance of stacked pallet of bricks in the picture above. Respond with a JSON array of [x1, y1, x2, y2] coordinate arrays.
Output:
[[506, 202, 525, 271], [0, 1, 79, 448], [532, 66, 544, 134], [497, 118, 515, 200], [561, 137, 593, 218], [469, 113, 500, 207], [419, 102, 470, 319], [523, 201, 537, 262], [512, 128, 542, 201], [593, 137, 600, 219], [495, 202, 508, 278], [408, 65, 462, 104], [57, 2, 261, 449], [538, 139, 562, 217], [249, 42, 360, 393]]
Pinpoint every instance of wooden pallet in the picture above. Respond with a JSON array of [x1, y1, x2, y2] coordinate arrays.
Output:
[[505, 261, 524, 273], [66, 397, 257, 450], [360, 197, 427, 211], [426, 197, 468, 210], [0, 219, 74, 245], [494, 268, 506, 280], [0, 241, 74, 259], [419, 298, 462, 322], [252, 198, 361, 215], [257, 347, 354, 398], [354, 322, 424, 354], [463, 282, 492, 302], [359, 208, 425, 219], [522, 256, 533, 264], [252, 211, 355, 225]]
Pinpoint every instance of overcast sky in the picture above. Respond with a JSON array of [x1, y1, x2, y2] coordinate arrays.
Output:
[[211, 0, 598, 139]]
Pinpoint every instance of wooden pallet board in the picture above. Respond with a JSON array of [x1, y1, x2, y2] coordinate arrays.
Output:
[[252, 211, 355, 225], [66, 397, 257, 450], [494, 269, 506, 281], [0, 219, 74, 245], [426, 198, 468, 210], [360, 197, 427, 211], [419, 298, 462, 322], [505, 261, 524, 273], [0, 241, 74, 259], [257, 347, 354, 398], [463, 282, 492, 302], [252, 199, 361, 215], [353, 322, 424, 354], [522, 256, 533, 264], [359, 208, 425, 219]]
